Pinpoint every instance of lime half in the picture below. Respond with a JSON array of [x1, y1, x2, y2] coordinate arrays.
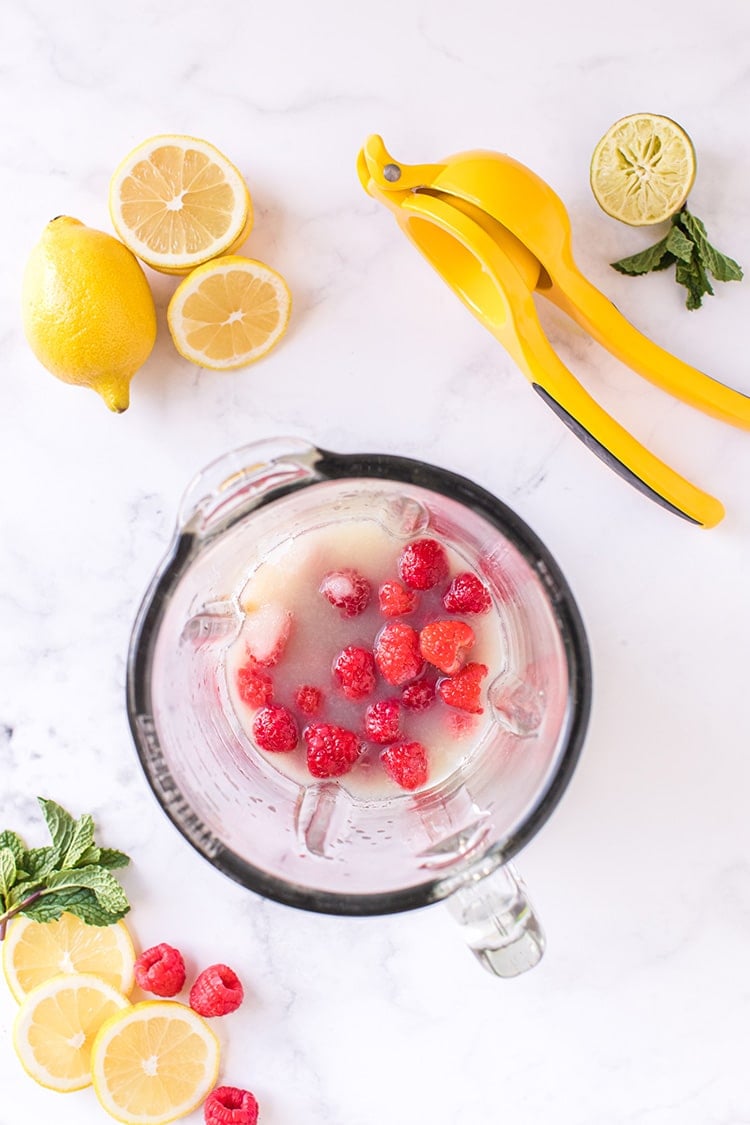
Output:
[[590, 113, 696, 226]]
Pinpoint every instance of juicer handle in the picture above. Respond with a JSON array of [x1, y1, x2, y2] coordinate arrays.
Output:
[[445, 862, 545, 977], [176, 436, 320, 539]]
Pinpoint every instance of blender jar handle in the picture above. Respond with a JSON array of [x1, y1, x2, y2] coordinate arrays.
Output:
[[445, 862, 545, 977], [177, 436, 320, 539]]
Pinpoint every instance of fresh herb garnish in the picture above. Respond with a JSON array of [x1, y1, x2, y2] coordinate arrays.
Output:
[[0, 798, 130, 940], [611, 206, 743, 310]]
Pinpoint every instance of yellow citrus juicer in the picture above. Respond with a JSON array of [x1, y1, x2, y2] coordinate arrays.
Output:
[[357, 135, 750, 528]]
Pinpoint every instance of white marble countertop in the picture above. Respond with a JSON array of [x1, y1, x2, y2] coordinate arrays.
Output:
[[2, 1, 750, 1122]]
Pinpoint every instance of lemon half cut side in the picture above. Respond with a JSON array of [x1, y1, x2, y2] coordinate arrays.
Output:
[[167, 255, 292, 370], [91, 1000, 221, 1125], [13, 973, 131, 1092], [109, 134, 252, 274], [590, 113, 696, 226]]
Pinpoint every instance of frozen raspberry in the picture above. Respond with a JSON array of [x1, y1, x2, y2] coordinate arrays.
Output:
[[133, 943, 186, 998], [204, 1086, 259, 1125], [242, 604, 292, 667], [401, 678, 436, 712], [189, 963, 244, 1017], [381, 741, 429, 790], [333, 646, 376, 700], [304, 722, 362, 778], [252, 704, 298, 752], [236, 663, 273, 709], [295, 684, 323, 715], [319, 568, 371, 617], [374, 621, 423, 685], [364, 699, 403, 744], [378, 581, 417, 617], [438, 662, 489, 714], [443, 572, 492, 615], [419, 620, 475, 674], [397, 538, 449, 590]]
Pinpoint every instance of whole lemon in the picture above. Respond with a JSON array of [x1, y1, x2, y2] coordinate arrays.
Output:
[[22, 217, 157, 412]]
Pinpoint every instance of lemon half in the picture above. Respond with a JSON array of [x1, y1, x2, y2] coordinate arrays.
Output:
[[91, 1000, 220, 1125], [3, 912, 135, 1003], [590, 113, 696, 226], [109, 134, 252, 274]]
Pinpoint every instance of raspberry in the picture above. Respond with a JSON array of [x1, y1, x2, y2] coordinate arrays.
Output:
[[243, 605, 292, 667], [381, 741, 429, 790], [319, 568, 371, 617], [252, 704, 298, 752], [378, 581, 417, 617], [443, 572, 492, 615], [333, 646, 376, 700], [397, 538, 449, 590], [401, 678, 436, 712], [419, 620, 475, 674], [204, 1086, 259, 1125], [438, 662, 489, 714], [189, 963, 244, 1017], [236, 662, 273, 709], [304, 722, 362, 778], [133, 943, 186, 998], [364, 699, 403, 744], [295, 684, 323, 715], [374, 622, 423, 685]]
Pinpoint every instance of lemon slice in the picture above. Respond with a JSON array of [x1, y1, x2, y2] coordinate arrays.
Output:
[[167, 255, 291, 370], [3, 912, 135, 1002], [109, 134, 252, 274], [590, 113, 696, 226], [13, 973, 131, 1092], [91, 1000, 220, 1125]]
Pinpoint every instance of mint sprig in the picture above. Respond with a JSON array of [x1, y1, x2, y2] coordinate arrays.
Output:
[[0, 799, 131, 940], [611, 207, 743, 310]]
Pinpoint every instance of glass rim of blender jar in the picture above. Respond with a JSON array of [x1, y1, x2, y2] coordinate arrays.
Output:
[[126, 446, 592, 917]]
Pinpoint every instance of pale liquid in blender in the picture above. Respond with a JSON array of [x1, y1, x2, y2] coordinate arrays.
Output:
[[224, 519, 506, 800]]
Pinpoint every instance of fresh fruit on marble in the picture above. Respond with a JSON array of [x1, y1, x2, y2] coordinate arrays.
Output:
[[189, 963, 244, 1018], [21, 216, 156, 412], [236, 662, 274, 708], [109, 134, 253, 274], [13, 972, 130, 1091], [133, 943, 186, 998], [397, 538, 449, 590], [373, 621, 423, 685], [2, 912, 134, 1003], [240, 604, 292, 667], [364, 698, 403, 744], [443, 572, 492, 615], [380, 741, 429, 791], [401, 678, 436, 712], [204, 1086, 260, 1125], [590, 113, 696, 226], [167, 255, 291, 370], [252, 704, 299, 752], [378, 580, 417, 617], [438, 662, 489, 714], [91, 999, 220, 1124], [320, 568, 371, 617], [419, 620, 475, 675], [333, 645, 377, 700], [303, 722, 362, 778], [294, 684, 323, 715]]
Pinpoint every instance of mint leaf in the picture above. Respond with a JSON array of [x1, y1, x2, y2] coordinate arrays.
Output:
[[675, 254, 713, 310], [664, 223, 694, 263], [97, 848, 130, 871], [64, 889, 128, 927], [21, 887, 95, 925], [0, 831, 26, 867], [38, 798, 76, 859], [62, 814, 96, 869], [23, 846, 59, 881], [611, 235, 673, 275], [45, 865, 130, 915], [0, 848, 17, 906], [678, 209, 743, 282]]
